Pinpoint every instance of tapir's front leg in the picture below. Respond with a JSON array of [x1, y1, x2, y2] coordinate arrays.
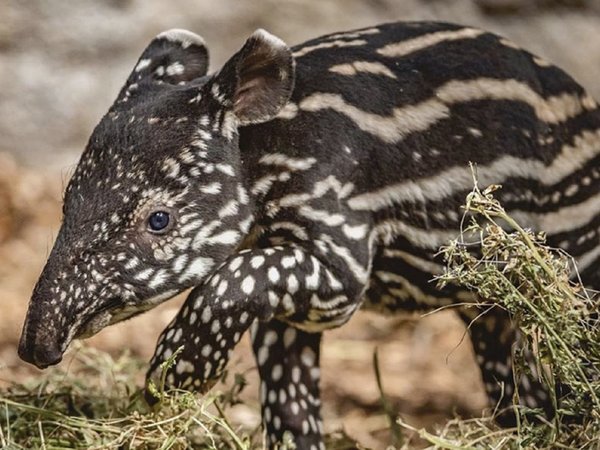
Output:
[[251, 320, 324, 450], [146, 245, 364, 448]]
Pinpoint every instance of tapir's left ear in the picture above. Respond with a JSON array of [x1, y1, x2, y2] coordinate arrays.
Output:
[[211, 29, 295, 126], [114, 29, 209, 105]]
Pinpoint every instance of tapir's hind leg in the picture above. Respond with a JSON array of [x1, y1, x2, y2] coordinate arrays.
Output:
[[458, 306, 554, 425]]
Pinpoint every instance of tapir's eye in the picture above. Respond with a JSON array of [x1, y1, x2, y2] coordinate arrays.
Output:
[[148, 211, 171, 233]]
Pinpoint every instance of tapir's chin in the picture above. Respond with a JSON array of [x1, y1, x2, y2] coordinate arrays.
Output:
[[75, 310, 113, 339]]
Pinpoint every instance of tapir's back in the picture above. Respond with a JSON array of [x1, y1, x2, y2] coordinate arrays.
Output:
[[241, 21, 600, 289]]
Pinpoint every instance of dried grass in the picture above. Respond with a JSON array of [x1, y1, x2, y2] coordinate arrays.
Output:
[[2, 165, 599, 449], [402, 165, 600, 449], [0, 345, 263, 449]]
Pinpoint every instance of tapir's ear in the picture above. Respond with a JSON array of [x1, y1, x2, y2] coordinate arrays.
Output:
[[211, 29, 295, 126], [115, 29, 209, 104]]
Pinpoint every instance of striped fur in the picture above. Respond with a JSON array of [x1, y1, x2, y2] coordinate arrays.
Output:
[[19, 21, 600, 450]]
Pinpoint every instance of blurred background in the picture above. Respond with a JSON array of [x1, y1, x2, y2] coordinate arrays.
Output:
[[1, 0, 600, 447]]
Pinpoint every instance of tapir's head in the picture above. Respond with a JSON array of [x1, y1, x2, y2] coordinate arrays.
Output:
[[18, 29, 295, 368]]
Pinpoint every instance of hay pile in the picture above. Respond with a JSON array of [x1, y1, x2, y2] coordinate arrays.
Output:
[[406, 169, 600, 449], [0, 345, 262, 449]]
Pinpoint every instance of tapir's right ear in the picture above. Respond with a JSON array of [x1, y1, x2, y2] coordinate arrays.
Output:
[[114, 29, 209, 105], [209, 29, 295, 126]]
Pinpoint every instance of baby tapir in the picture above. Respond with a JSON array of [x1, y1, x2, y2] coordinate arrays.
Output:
[[18, 20, 600, 449]]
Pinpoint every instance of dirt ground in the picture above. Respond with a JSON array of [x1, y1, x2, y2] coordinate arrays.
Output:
[[1, 1, 600, 448]]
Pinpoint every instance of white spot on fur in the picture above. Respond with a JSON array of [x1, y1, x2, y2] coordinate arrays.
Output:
[[241, 275, 255, 295], [135, 58, 152, 72], [179, 257, 214, 282]]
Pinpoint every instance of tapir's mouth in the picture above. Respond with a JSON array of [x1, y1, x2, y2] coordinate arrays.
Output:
[[18, 297, 123, 369], [74, 297, 123, 339], [74, 290, 179, 339], [20, 289, 179, 370]]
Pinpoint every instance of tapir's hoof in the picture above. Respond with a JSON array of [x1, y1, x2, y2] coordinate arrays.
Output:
[[144, 386, 161, 407]]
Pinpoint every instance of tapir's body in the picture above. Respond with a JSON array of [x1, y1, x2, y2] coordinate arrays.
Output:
[[243, 21, 600, 319], [19, 21, 600, 449]]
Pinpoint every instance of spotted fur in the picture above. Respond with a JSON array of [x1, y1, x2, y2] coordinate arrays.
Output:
[[19, 21, 600, 449]]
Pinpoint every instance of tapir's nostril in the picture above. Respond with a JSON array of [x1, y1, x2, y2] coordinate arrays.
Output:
[[17, 338, 35, 365], [33, 343, 63, 369], [18, 338, 63, 369]]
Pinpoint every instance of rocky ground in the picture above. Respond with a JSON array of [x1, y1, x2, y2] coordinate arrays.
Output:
[[1, 0, 600, 447]]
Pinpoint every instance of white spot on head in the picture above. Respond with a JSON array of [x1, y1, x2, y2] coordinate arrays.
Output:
[[179, 257, 214, 282], [468, 127, 483, 137], [208, 230, 240, 246], [134, 267, 154, 281], [166, 62, 185, 76], [216, 163, 236, 176], [200, 182, 222, 194], [135, 58, 152, 72], [149, 269, 169, 289]]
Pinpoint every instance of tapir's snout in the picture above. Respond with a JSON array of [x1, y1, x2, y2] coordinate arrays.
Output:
[[18, 272, 70, 369], [18, 268, 122, 369], [18, 301, 65, 368], [17, 334, 64, 369]]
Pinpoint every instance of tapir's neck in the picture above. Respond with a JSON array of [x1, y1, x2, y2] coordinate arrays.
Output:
[[237, 119, 301, 216]]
